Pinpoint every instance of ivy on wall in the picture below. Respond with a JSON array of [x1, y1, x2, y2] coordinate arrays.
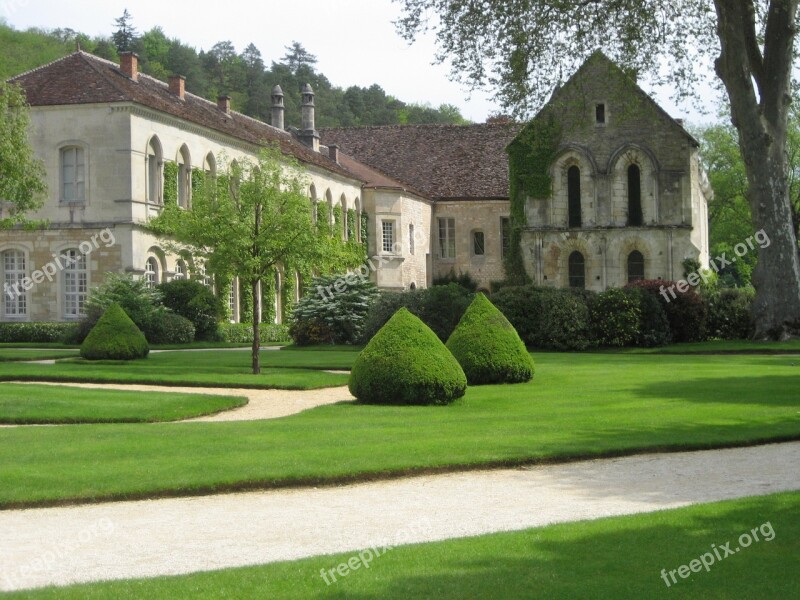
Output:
[[163, 161, 178, 206], [317, 202, 331, 236], [191, 167, 204, 198], [360, 211, 369, 250], [505, 113, 561, 284], [346, 208, 356, 241], [333, 205, 343, 239]]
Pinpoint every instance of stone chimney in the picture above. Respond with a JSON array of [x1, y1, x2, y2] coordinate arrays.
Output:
[[217, 95, 231, 115], [328, 144, 340, 164], [119, 51, 139, 82], [299, 83, 320, 152], [169, 75, 186, 100], [271, 85, 285, 130]]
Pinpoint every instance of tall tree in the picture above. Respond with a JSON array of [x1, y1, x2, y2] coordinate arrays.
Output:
[[281, 41, 317, 74], [396, 0, 800, 339], [111, 9, 137, 53], [0, 82, 47, 227], [149, 147, 320, 374]]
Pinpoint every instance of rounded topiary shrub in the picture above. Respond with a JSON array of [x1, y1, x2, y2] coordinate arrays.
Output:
[[80, 302, 149, 360], [349, 307, 467, 405], [446, 293, 534, 384], [142, 311, 196, 345]]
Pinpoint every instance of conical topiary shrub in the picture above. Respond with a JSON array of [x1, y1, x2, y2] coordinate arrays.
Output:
[[446, 293, 535, 384], [349, 307, 467, 405], [80, 302, 149, 360]]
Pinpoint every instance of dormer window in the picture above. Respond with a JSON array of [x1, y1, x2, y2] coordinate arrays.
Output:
[[595, 103, 606, 124]]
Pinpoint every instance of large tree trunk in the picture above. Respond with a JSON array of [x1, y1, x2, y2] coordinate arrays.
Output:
[[251, 278, 261, 374], [714, 0, 800, 339]]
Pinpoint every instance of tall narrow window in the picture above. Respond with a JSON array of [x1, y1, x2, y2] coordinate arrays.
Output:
[[147, 138, 163, 204], [178, 146, 191, 208], [382, 221, 395, 253], [568, 166, 582, 228], [61, 146, 85, 203], [438, 217, 456, 259], [409, 224, 415, 255], [3, 250, 27, 318], [145, 257, 159, 288], [473, 231, 485, 256], [595, 103, 606, 124], [628, 164, 643, 226], [501, 217, 511, 257], [568, 251, 585, 289], [627, 251, 645, 283], [62, 249, 87, 318]]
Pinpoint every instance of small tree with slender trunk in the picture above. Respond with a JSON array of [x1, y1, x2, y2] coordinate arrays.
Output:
[[151, 146, 319, 374]]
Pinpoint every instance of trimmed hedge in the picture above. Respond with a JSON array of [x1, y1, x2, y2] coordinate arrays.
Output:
[[704, 288, 754, 340], [143, 312, 195, 345], [589, 288, 642, 347], [446, 293, 534, 384], [492, 286, 594, 350], [0, 322, 77, 343], [360, 283, 474, 344], [80, 303, 149, 360], [218, 322, 291, 344], [158, 279, 225, 341], [349, 307, 467, 405], [628, 279, 708, 343]]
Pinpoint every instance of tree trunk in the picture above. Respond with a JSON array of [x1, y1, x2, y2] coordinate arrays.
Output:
[[714, 0, 800, 339], [251, 278, 261, 374], [745, 135, 800, 338]]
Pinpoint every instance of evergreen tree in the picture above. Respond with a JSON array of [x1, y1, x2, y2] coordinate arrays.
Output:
[[111, 9, 137, 53]]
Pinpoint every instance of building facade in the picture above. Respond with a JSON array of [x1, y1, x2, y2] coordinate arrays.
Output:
[[2, 50, 709, 323]]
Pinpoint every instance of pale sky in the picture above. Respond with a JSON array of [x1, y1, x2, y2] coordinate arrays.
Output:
[[2, 0, 718, 125]]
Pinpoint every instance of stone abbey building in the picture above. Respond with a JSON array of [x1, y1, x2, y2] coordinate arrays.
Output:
[[2, 50, 709, 323]]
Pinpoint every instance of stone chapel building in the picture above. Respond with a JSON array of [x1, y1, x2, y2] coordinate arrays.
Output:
[[2, 50, 709, 323]]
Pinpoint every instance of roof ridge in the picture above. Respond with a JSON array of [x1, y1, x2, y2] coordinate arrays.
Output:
[[7, 51, 83, 82]]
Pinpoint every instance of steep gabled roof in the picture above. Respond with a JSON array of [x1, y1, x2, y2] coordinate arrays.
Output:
[[9, 52, 359, 180], [522, 50, 698, 148], [320, 123, 522, 201]]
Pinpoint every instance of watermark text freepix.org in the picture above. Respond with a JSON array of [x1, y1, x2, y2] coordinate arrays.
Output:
[[659, 229, 770, 302], [659, 521, 776, 588], [3, 228, 115, 300]]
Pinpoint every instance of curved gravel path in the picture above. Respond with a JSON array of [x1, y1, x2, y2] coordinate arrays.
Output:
[[1, 381, 354, 423], [1, 441, 798, 592]]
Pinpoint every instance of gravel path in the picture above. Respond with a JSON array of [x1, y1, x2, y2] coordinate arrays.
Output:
[[2, 381, 354, 422], [1, 441, 798, 592]]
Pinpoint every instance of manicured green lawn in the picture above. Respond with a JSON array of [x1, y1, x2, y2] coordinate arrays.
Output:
[[0, 350, 349, 390], [0, 349, 79, 361], [8, 491, 798, 599], [1, 353, 798, 508], [615, 338, 800, 354], [0, 384, 245, 424]]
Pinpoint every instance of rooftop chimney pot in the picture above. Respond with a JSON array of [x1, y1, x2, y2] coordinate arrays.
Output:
[[120, 51, 139, 82], [271, 85, 285, 130], [328, 144, 340, 164], [169, 75, 186, 100], [217, 95, 231, 115]]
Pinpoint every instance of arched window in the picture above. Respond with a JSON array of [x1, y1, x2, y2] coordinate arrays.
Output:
[[340, 194, 348, 240], [178, 145, 191, 208], [204, 153, 216, 177], [3, 250, 27, 318], [174, 259, 187, 280], [354, 197, 361, 242], [62, 249, 87, 318], [409, 282, 416, 290], [145, 257, 159, 288], [147, 137, 163, 204], [568, 165, 582, 228], [294, 271, 303, 303], [309, 184, 318, 224], [627, 251, 645, 283], [628, 164, 643, 226], [61, 146, 86, 203], [326, 189, 334, 227], [568, 251, 585, 289], [274, 270, 283, 324]]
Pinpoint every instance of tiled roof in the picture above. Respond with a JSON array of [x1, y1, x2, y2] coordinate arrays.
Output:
[[320, 123, 522, 201], [9, 52, 359, 181]]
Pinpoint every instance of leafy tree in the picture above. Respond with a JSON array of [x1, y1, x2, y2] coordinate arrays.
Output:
[[281, 41, 317, 74], [0, 82, 47, 227], [150, 146, 323, 374], [395, 0, 800, 339], [111, 9, 137, 53]]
